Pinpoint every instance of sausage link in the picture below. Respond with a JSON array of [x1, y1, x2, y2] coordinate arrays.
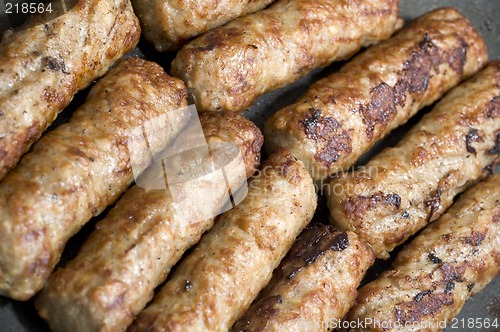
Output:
[[232, 224, 374, 332], [130, 148, 317, 332], [345, 174, 500, 331], [327, 61, 500, 259], [132, 0, 276, 51], [0, 58, 189, 300], [265, 8, 487, 182], [171, 0, 401, 112], [35, 112, 263, 332], [0, 0, 141, 180]]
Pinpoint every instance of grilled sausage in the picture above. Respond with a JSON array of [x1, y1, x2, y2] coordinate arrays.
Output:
[[132, 0, 276, 52], [231, 224, 374, 332], [265, 8, 488, 182], [130, 148, 317, 332], [345, 174, 500, 331], [0, 58, 189, 300], [326, 61, 500, 259], [171, 0, 401, 113], [35, 112, 263, 332], [0, 0, 141, 180]]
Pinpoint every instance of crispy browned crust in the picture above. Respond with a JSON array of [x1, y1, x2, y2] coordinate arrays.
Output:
[[35, 112, 262, 332], [265, 8, 488, 181], [171, 0, 401, 112], [130, 148, 317, 332], [232, 224, 374, 332], [346, 175, 500, 331], [199, 111, 263, 178], [327, 61, 500, 259], [133, 0, 276, 51], [0, 58, 189, 300], [0, 0, 141, 181]]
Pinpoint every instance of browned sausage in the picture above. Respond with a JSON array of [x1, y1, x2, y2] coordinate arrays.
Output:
[[327, 61, 500, 259], [0, 58, 189, 300], [345, 174, 500, 331], [232, 224, 374, 332], [0, 0, 141, 180], [130, 148, 317, 332], [35, 111, 263, 332], [171, 0, 401, 112], [132, 0, 276, 51], [265, 8, 488, 182]]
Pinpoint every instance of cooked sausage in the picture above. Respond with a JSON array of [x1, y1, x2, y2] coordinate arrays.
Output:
[[345, 174, 500, 331], [171, 0, 401, 113], [231, 224, 374, 332], [35, 112, 263, 332], [326, 61, 500, 259], [0, 58, 189, 300], [0, 0, 141, 180], [130, 148, 317, 332], [132, 0, 276, 51], [265, 8, 488, 182]]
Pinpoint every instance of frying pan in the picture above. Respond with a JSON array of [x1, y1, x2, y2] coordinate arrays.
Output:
[[0, 0, 498, 330]]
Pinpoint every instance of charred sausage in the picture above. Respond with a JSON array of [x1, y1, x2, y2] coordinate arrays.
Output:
[[265, 8, 487, 182], [327, 61, 500, 259], [232, 224, 374, 332], [345, 174, 500, 331]]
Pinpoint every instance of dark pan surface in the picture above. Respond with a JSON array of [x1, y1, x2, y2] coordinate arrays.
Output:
[[0, 0, 498, 331]]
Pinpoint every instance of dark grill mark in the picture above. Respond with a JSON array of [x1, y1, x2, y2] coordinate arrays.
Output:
[[361, 34, 467, 140], [395, 293, 454, 324], [402, 210, 410, 219], [489, 130, 500, 155], [184, 280, 192, 291], [301, 108, 324, 139], [363, 82, 396, 139], [428, 252, 442, 264], [277, 224, 348, 280], [465, 128, 483, 154], [444, 282, 455, 294], [233, 295, 282, 331], [486, 96, 500, 118], [439, 263, 465, 283], [43, 56, 68, 73], [425, 188, 441, 221], [343, 192, 401, 220], [467, 283, 475, 292], [414, 290, 432, 302], [463, 231, 486, 246], [301, 108, 353, 166]]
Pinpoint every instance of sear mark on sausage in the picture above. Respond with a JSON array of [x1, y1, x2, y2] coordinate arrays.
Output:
[[362, 34, 467, 139], [428, 252, 443, 264], [233, 295, 283, 332], [395, 293, 454, 324], [342, 192, 401, 220], [300, 108, 353, 166], [425, 188, 441, 221], [277, 224, 349, 280], [489, 130, 500, 154], [465, 128, 483, 154]]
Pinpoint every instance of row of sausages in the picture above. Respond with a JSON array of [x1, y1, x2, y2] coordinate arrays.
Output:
[[0, 0, 498, 331]]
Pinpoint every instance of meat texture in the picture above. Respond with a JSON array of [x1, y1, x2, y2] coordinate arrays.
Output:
[[132, 0, 276, 51], [345, 174, 500, 331], [232, 224, 374, 332], [0, 0, 141, 180], [0, 58, 189, 300], [327, 61, 500, 259], [265, 8, 488, 182], [171, 0, 401, 112], [36, 111, 263, 332], [130, 148, 317, 332]]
